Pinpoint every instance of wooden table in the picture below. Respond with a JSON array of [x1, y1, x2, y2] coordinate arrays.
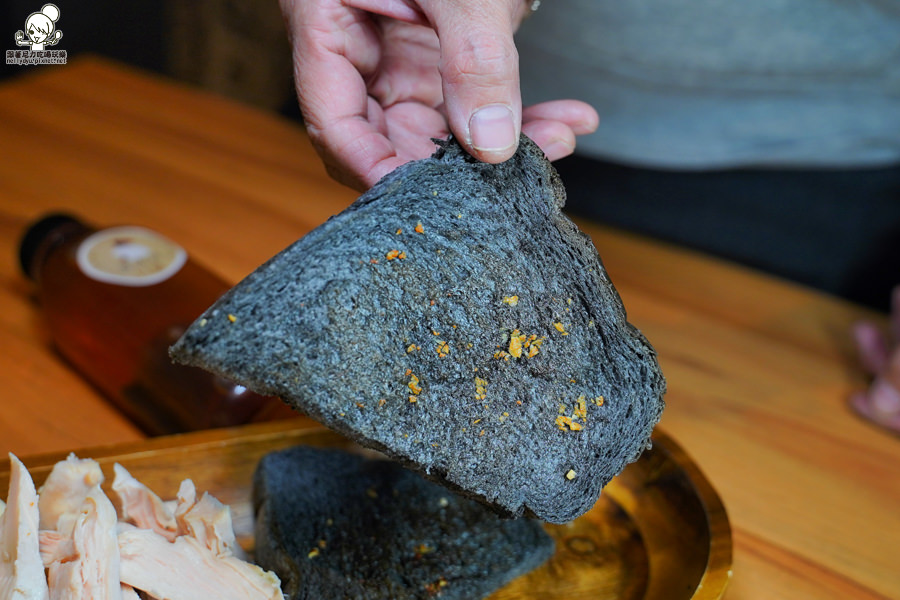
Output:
[[0, 57, 897, 599]]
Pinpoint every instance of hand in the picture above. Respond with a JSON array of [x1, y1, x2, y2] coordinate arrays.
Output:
[[280, 0, 598, 190], [851, 286, 900, 434]]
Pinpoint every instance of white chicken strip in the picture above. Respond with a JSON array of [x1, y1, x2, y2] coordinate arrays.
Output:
[[111, 464, 176, 542], [46, 486, 121, 600], [37, 454, 103, 531], [172, 479, 196, 537], [118, 529, 283, 600], [180, 492, 245, 560], [38, 531, 73, 569], [119, 586, 139, 600], [0, 454, 50, 600]]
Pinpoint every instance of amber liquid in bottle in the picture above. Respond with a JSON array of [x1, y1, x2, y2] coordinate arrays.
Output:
[[19, 214, 294, 435]]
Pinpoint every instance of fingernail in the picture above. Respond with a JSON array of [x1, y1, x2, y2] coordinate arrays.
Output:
[[469, 104, 516, 153], [870, 379, 900, 415], [543, 139, 575, 161]]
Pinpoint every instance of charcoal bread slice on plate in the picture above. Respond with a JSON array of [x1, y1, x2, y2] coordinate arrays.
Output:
[[171, 135, 666, 524], [253, 445, 555, 600]]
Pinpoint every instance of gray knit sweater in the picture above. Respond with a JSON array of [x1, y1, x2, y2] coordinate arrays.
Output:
[[516, 0, 900, 169]]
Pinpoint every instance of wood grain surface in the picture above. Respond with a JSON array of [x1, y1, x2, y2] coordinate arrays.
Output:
[[0, 57, 897, 599]]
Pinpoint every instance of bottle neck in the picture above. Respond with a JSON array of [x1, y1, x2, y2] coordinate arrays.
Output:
[[20, 215, 93, 284]]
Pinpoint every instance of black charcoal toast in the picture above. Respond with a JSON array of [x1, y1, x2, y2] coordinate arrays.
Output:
[[171, 135, 665, 523], [253, 445, 554, 600]]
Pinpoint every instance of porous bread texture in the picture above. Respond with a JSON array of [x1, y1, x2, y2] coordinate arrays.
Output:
[[171, 135, 666, 523], [253, 445, 555, 600]]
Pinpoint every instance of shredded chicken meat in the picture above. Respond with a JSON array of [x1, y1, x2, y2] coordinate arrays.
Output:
[[119, 529, 282, 600], [45, 486, 120, 600], [0, 454, 50, 600], [37, 455, 103, 532], [111, 464, 177, 542], [0, 454, 283, 600]]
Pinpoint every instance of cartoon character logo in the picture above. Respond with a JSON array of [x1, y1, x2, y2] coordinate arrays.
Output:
[[15, 4, 63, 51]]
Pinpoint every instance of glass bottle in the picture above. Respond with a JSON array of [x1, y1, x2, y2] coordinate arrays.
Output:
[[18, 213, 295, 435]]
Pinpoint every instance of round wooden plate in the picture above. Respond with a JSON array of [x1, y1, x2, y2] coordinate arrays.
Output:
[[9, 421, 731, 600], [491, 428, 732, 599]]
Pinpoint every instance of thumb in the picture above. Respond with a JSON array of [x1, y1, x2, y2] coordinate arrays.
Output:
[[427, 1, 522, 163]]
